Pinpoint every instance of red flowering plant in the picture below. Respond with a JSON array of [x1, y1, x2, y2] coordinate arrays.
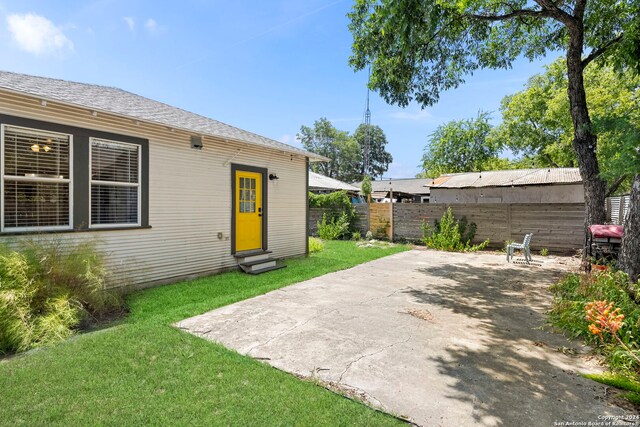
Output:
[[585, 300, 640, 366]]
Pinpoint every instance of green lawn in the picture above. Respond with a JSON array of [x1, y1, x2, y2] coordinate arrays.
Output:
[[0, 241, 409, 426]]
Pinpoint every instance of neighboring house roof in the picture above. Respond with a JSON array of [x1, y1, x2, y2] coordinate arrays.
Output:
[[367, 178, 431, 195], [309, 172, 360, 192], [431, 168, 582, 189], [0, 71, 327, 161]]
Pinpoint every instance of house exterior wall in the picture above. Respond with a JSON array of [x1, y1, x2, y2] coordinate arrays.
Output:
[[0, 90, 307, 288], [430, 184, 584, 204]]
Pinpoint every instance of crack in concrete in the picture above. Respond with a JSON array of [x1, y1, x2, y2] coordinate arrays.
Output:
[[337, 334, 413, 384], [357, 287, 409, 306], [245, 308, 339, 355]]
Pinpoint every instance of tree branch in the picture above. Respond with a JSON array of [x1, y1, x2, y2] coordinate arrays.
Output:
[[467, 9, 548, 22], [605, 174, 629, 198], [533, 0, 575, 26], [582, 34, 624, 69]]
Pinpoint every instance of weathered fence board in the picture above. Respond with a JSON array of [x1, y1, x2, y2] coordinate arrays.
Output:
[[309, 202, 585, 252]]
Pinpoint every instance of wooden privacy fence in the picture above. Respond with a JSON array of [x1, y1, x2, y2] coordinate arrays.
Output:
[[309, 203, 585, 252]]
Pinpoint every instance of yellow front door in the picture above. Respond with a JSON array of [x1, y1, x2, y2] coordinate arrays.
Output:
[[235, 171, 262, 252]]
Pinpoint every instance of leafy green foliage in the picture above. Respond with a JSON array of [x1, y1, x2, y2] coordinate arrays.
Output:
[[308, 237, 324, 254], [0, 239, 125, 354], [309, 191, 357, 240], [550, 271, 640, 375], [421, 207, 489, 252], [351, 231, 362, 241], [421, 111, 507, 176], [317, 213, 351, 241], [361, 175, 372, 199], [348, 1, 637, 108], [540, 248, 549, 257], [299, 118, 393, 182], [494, 59, 640, 190], [353, 124, 393, 179], [583, 373, 640, 405], [299, 118, 359, 182]]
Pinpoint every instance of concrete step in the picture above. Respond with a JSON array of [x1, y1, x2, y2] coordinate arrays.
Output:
[[239, 258, 276, 274], [243, 264, 287, 275], [234, 249, 272, 264]]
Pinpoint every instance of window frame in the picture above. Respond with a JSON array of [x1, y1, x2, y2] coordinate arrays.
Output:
[[0, 124, 74, 232], [89, 137, 142, 229]]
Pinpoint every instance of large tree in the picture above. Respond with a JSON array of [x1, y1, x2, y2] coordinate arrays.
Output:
[[353, 124, 393, 179], [298, 119, 393, 182], [297, 118, 359, 181], [422, 111, 507, 177], [495, 58, 640, 195], [348, 0, 639, 273]]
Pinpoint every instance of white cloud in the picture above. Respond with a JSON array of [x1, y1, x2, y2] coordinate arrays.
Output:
[[123, 16, 135, 32], [7, 13, 73, 55], [6, 13, 74, 56], [388, 109, 435, 122], [144, 18, 157, 32]]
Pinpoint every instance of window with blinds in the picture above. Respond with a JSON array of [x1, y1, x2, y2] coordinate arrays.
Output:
[[90, 139, 140, 226], [2, 125, 72, 230]]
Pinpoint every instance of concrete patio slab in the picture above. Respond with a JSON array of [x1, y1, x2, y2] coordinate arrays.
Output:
[[176, 249, 631, 426]]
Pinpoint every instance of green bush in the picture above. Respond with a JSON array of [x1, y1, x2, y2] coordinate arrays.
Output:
[[310, 191, 357, 240], [550, 271, 640, 374], [361, 176, 372, 200], [540, 248, 549, 256], [421, 207, 489, 252], [0, 239, 125, 354], [309, 191, 356, 233], [308, 237, 324, 254], [317, 213, 350, 240], [351, 231, 361, 241]]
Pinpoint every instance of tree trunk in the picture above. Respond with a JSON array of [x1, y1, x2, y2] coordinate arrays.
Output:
[[566, 27, 607, 266], [619, 174, 640, 283]]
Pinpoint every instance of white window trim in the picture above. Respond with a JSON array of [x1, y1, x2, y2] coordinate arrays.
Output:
[[0, 124, 74, 232], [89, 137, 141, 229]]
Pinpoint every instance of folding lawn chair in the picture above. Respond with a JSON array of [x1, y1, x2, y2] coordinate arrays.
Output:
[[506, 233, 533, 264]]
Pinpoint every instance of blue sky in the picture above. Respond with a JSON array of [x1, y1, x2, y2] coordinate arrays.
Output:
[[0, 0, 561, 178]]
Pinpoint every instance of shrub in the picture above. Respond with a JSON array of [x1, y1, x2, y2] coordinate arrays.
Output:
[[361, 176, 372, 200], [317, 213, 351, 240], [365, 231, 373, 240], [0, 238, 125, 354], [540, 248, 549, 257], [308, 237, 324, 254], [421, 207, 489, 252], [351, 231, 361, 241], [309, 191, 357, 237], [550, 271, 640, 375]]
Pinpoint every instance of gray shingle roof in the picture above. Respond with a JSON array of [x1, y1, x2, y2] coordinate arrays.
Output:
[[309, 172, 360, 192], [0, 71, 327, 161], [432, 168, 582, 188]]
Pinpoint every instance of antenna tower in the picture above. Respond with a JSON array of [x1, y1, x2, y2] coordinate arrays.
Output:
[[363, 68, 371, 178]]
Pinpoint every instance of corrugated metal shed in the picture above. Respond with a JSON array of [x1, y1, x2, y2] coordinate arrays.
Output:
[[309, 172, 360, 192], [432, 168, 581, 188], [358, 178, 431, 195], [0, 70, 327, 161]]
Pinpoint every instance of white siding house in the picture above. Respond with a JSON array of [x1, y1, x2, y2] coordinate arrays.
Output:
[[0, 71, 326, 288]]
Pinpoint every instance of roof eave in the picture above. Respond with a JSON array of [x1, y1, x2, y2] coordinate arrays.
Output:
[[0, 86, 327, 162]]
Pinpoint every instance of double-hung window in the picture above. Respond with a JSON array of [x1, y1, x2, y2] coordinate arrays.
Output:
[[1, 125, 72, 231], [90, 138, 141, 227]]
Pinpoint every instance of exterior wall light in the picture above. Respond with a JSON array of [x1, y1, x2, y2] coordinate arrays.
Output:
[[269, 173, 279, 180]]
